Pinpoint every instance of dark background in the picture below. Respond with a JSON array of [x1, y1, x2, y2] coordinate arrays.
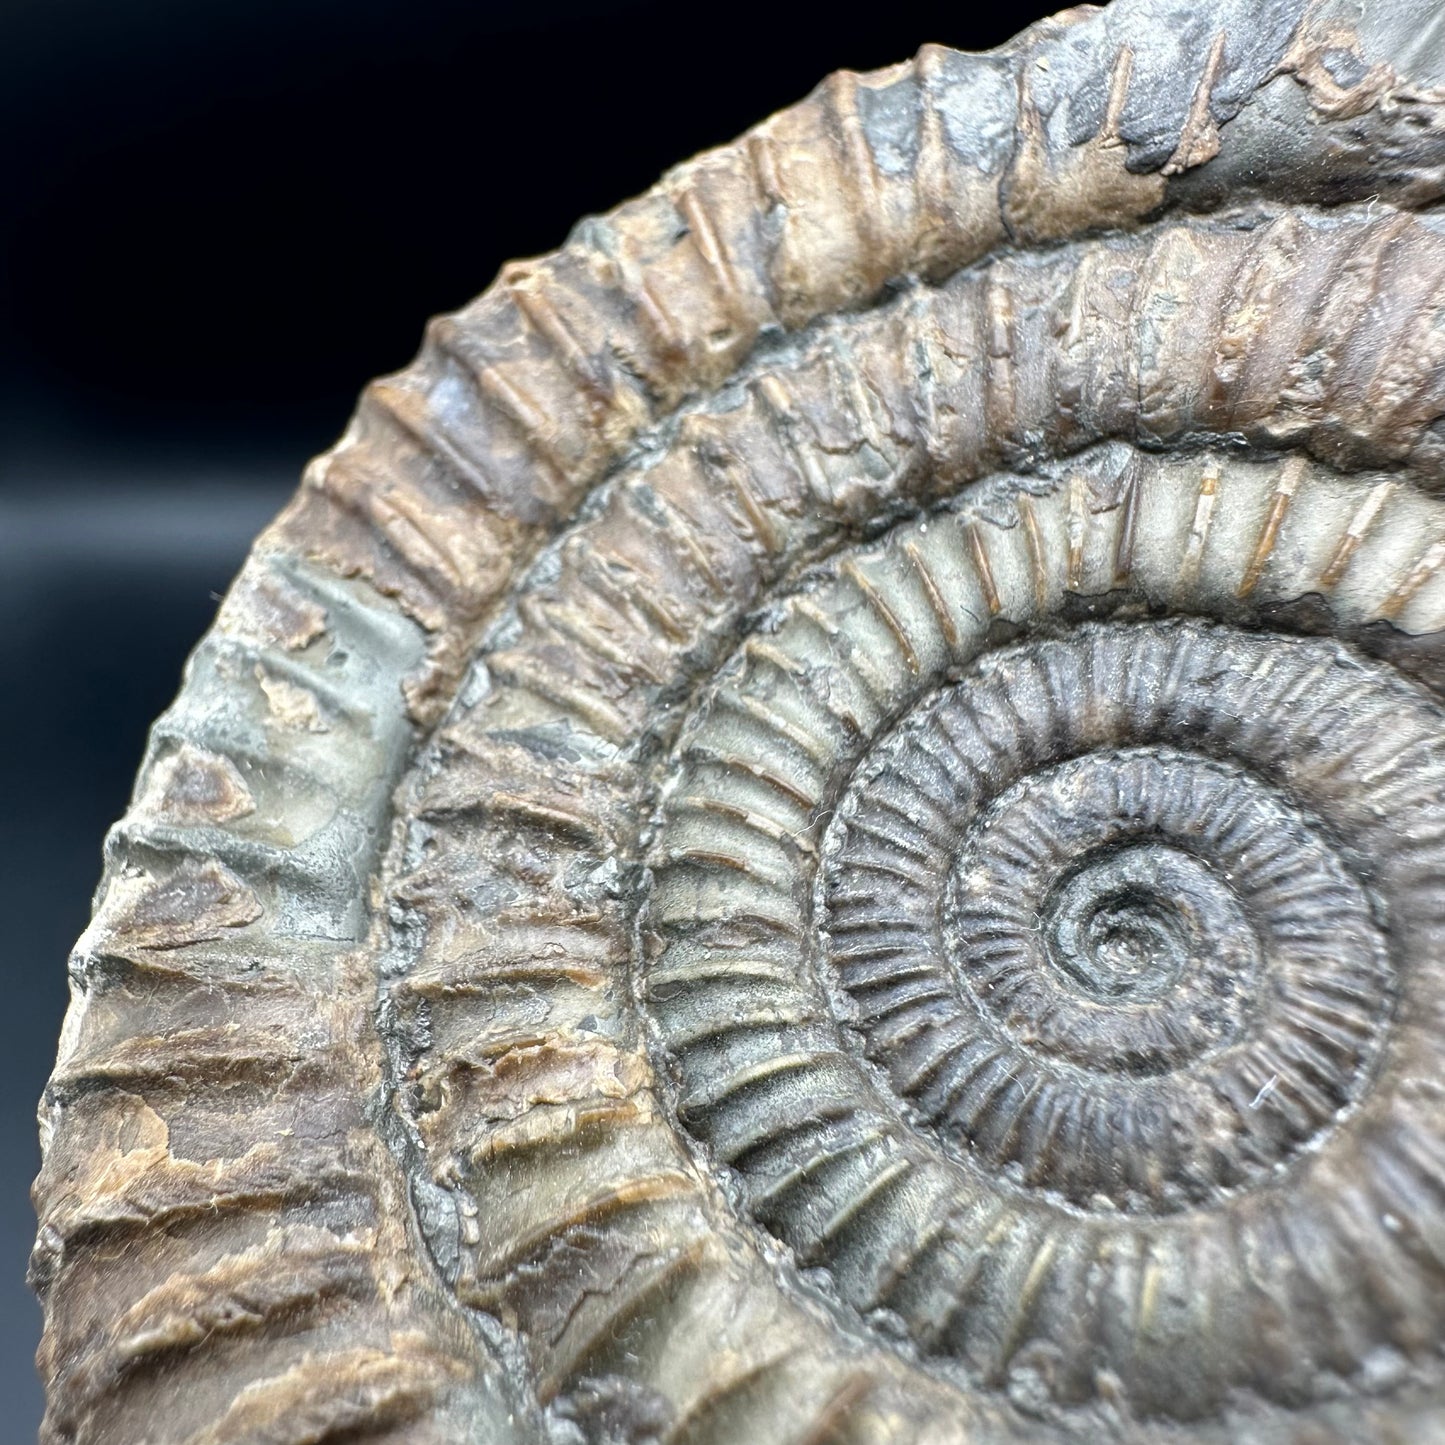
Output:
[[2, 0, 1058, 1430]]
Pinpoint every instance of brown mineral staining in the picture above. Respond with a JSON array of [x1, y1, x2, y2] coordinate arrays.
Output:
[[93, 859, 262, 955], [1004, 56, 1167, 241], [417, 1038, 654, 1131], [215, 566, 329, 651], [254, 664, 328, 732], [181, 1337, 469, 1445], [34, 2, 1445, 1443], [1281, 20, 1409, 121], [138, 744, 255, 826]]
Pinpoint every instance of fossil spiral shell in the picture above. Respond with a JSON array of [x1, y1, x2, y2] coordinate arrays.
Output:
[[33, 2, 1445, 1442]]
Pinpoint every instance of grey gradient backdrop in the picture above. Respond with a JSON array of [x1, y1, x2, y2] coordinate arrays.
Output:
[[2, 0, 1058, 1432]]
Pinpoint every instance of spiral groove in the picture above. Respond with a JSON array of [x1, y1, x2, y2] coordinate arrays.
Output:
[[36, 3, 1445, 1438], [824, 626, 1401, 1216], [646, 482, 1445, 1415]]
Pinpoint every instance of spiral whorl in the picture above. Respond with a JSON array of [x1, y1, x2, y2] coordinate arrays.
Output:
[[645, 471, 1445, 1420], [33, 1, 1445, 1442], [830, 630, 1403, 1212]]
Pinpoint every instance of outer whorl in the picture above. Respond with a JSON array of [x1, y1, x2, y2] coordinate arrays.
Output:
[[32, 2, 1445, 1442]]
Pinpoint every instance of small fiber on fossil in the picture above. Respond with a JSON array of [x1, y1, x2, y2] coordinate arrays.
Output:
[[32, 1, 1445, 1441]]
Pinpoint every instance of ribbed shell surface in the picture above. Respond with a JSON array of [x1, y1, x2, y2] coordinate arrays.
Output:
[[32, 1, 1445, 1442]]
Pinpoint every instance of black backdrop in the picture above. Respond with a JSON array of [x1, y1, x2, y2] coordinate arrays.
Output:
[[2, 0, 1059, 1428]]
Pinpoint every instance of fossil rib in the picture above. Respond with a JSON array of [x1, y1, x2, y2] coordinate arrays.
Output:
[[33, 2, 1445, 1442]]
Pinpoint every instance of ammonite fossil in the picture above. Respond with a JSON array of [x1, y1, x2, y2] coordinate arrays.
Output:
[[33, 0, 1445, 1440]]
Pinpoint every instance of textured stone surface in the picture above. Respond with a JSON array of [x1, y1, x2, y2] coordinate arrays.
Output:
[[32, 1, 1445, 1441]]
